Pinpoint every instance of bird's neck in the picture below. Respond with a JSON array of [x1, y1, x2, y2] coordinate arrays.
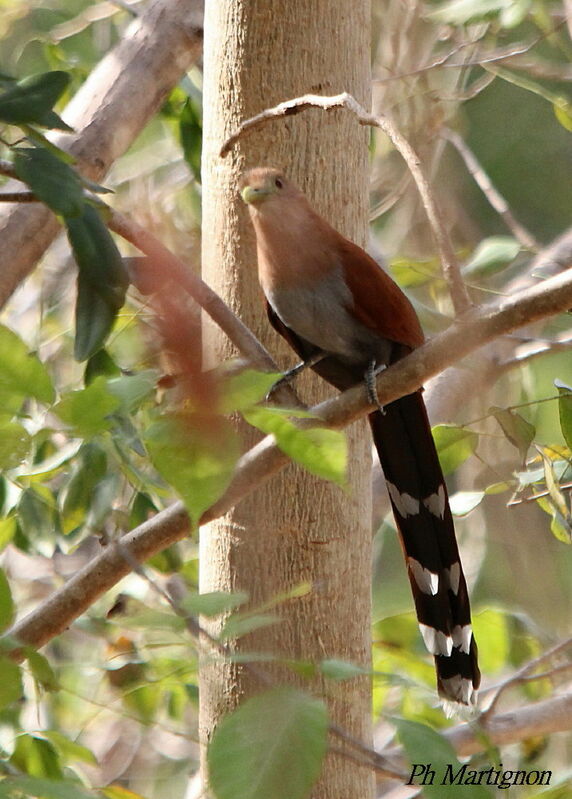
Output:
[[249, 202, 337, 293]]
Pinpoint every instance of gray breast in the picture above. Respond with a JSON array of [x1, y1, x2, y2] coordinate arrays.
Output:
[[266, 268, 391, 364]]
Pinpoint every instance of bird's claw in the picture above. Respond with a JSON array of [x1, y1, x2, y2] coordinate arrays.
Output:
[[365, 361, 387, 414]]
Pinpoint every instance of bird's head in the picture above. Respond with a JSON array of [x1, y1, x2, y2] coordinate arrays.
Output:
[[240, 167, 301, 209]]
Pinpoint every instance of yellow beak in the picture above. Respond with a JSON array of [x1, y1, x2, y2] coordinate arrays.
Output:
[[241, 185, 272, 205]]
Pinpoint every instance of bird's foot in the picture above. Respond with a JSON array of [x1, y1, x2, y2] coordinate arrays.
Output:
[[365, 361, 387, 414], [266, 352, 326, 400]]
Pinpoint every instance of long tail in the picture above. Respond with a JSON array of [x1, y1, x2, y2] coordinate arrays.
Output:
[[369, 391, 480, 705]]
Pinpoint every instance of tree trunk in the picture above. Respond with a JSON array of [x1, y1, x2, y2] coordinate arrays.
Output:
[[200, 1, 373, 797]]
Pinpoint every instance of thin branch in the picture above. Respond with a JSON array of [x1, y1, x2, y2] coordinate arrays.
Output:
[[443, 127, 541, 251], [0, 192, 36, 203], [6, 242, 572, 658], [220, 92, 472, 315], [482, 635, 572, 720]]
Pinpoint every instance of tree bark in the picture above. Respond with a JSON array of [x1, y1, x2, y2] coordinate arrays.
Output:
[[200, 1, 373, 797]]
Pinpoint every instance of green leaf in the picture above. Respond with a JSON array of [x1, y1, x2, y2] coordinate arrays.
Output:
[[449, 490, 485, 516], [17, 486, 58, 546], [319, 658, 368, 681], [432, 425, 478, 475], [208, 687, 328, 799], [555, 380, 572, 451], [390, 257, 441, 288], [54, 376, 121, 438], [220, 613, 281, 641], [0, 656, 22, 710], [428, 0, 520, 26], [42, 731, 97, 766], [179, 97, 202, 181], [103, 787, 148, 799], [145, 414, 239, 524], [66, 205, 129, 361], [106, 370, 158, 412], [244, 406, 347, 485], [181, 590, 250, 617], [59, 442, 108, 533], [13, 147, 84, 217], [84, 348, 121, 385], [395, 718, 493, 798], [490, 406, 535, 462], [472, 609, 509, 674], [11, 734, 64, 779], [0, 776, 96, 799], [220, 369, 282, 413], [26, 650, 59, 691], [554, 101, 572, 133], [0, 421, 31, 470], [0, 568, 14, 633], [0, 70, 70, 126], [463, 236, 520, 279], [0, 324, 55, 406]]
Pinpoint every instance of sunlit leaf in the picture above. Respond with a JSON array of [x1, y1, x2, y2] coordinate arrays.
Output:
[[0, 568, 14, 633], [42, 731, 97, 766], [208, 687, 328, 799], [103, 787, 148, 799], [554, 100, 572, 133], [428, 0, 520, 25], [432, 425, 478, 475], [0, 325, 55, 406], [220, 369, 281, 413], [463, 236, 520, 278], [244, 406, 347, 485], [54, 376, 121, 438], [472, 609, 509, 673], [0, 421, 32, 470], [145, 413, 239, 524]]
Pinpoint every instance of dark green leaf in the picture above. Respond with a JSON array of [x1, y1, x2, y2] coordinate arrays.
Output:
[[181, 590, 250, 617], [0, 70, 70, 126], [490, 406, 535, 462], [432, 425, 478, 475], [555, 380, 572, 451], [0, 421, 31, 470], [66, 205, 129, 360], [84, 349, 121, 385], [0, 324, 55, 406], [395, 718, 493, 798], [54, 376, 121, 438], [208, 687, 328, 799], [17, 486, 58, 546], [13, 147, 84, 217], [59, 442, 107, 533], [74, 276, 117, 363], [145, 414, 239, 524], [244, 406, 347, 485], [128, 492, 158, 529], [179, 98, 202, 181]]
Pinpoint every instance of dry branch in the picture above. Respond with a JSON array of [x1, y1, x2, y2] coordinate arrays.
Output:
[[0, 0, 203, 309]]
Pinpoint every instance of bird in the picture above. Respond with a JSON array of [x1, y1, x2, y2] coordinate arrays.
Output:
[[240, 166, 480, 706]]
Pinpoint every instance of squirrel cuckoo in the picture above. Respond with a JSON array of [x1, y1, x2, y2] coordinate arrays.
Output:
[[240, 167, 480, 706]]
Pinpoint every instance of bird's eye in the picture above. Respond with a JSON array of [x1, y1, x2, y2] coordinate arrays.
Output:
[[274, 177, 283, 189]]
